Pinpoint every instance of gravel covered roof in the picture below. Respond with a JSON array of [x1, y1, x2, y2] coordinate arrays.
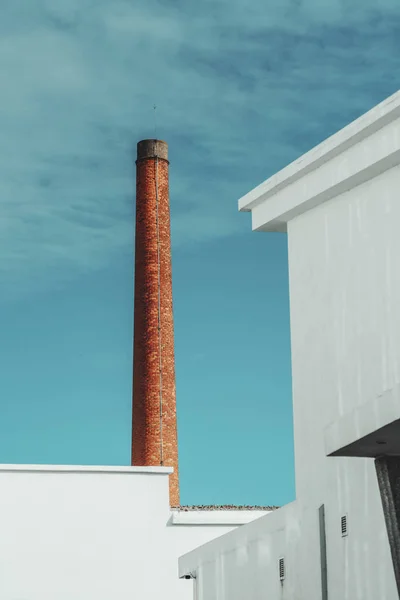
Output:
[[171, 505, 279, 511]]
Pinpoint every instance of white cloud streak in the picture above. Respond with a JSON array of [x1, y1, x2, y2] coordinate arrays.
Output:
[[0, 0, 399, 296]]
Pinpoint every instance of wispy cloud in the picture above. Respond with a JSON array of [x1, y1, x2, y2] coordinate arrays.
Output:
[[0, 0, 399, 296]]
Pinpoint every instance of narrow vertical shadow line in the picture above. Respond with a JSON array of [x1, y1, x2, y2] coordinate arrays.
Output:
[[375, 456, 400, 598], [319, 504, 328, 600]]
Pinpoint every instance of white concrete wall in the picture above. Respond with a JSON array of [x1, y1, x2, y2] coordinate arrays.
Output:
[[0, 465, 262, 600], [181, 503, 297, 600], [286, 169, 400, 599], [179, 92, 400, 599]]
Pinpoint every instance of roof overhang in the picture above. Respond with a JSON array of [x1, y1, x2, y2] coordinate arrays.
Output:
[[238, 90, 400, 232], [325, 385, 400, 458]]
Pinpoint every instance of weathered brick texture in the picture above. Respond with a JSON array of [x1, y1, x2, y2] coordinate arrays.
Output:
[[132, 139, 180, 507]]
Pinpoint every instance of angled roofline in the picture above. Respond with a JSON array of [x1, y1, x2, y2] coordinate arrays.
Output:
[[238, 90, 400, 232]]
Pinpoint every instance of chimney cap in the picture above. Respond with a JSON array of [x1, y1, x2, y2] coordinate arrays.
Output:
[[137, 139, 168, 162]]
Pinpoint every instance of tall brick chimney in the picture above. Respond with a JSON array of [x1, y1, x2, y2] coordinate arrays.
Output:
[[132, 139, 180, 506]]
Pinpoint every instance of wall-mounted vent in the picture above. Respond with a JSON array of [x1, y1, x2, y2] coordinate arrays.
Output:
[[279, 557, 285, 581], [341, 515, 348, 537]]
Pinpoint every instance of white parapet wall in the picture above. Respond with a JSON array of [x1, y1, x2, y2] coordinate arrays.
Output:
[[0, 464, 269, 600]]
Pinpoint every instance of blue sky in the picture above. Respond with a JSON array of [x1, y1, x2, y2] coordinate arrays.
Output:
[[0, 1, 399, 507]]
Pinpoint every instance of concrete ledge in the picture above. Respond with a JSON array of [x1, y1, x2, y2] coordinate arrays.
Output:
[[324, 385, 400, 458], [238, 89, 400, 232], [0, 464, 173, 475], [171, 509, 270, 526]]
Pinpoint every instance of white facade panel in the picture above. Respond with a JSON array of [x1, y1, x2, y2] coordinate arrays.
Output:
[[0, 466, 263, 600], [286, 168, 400, 599], [180, 503, 297, 600]]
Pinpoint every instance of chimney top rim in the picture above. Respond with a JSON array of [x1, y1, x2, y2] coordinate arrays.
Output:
[[137, 139, 168, 162], [138, 138, 168, 145]]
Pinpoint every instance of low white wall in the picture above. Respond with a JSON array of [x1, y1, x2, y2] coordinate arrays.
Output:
[[180, 503, 294, 600], [0, 465, 266, 600]]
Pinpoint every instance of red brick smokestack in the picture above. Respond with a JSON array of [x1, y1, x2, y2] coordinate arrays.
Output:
[[132, 139, 179, 506]]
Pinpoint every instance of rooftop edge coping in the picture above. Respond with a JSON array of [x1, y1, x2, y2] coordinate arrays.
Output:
[[170, 506, 276, 526], [0, 464, 173, 474], [238, 89, 400, 230]]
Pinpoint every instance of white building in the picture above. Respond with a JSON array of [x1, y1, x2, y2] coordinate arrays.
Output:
[[179, 90, 400, 599], [0, 464, 270, 600]]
